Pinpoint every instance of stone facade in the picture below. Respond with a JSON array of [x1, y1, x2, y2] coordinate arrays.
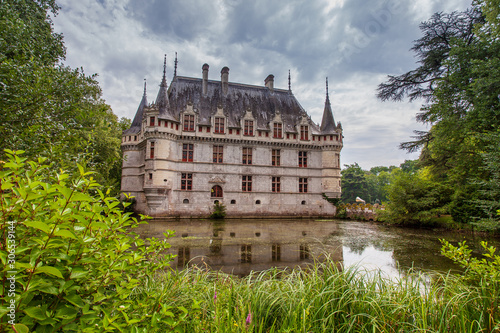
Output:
[[121, 58, 343, 217]]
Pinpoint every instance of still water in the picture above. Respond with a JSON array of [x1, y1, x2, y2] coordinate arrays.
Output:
[[136, 219, 500, 277]]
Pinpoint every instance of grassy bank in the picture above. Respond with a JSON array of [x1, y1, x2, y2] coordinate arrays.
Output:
[[131, 261, 499, 332]]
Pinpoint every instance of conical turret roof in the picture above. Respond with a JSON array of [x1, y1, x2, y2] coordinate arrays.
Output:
[[123, 80, 148, 135], [320, 77, 337, 134]]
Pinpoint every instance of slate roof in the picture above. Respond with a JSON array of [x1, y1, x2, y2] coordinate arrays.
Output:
[[320, 93, 337, 134], [125, 67, 341, 136], [166, 76, 321, 133], [123, 81, 147, 135]]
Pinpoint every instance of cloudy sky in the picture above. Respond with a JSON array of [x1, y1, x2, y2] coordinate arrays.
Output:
[[52, 0, 472, 169]]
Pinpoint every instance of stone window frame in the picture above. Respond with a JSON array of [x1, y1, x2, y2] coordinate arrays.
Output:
[[299, 177, 308, 193], [242, 175, 252, 192], [180, 173, 193, 191], [272, 149, 281, 166], [214, 117, 225, 134], [242, 147, 252, 165], [211, 185, 223, 198], [182, 143, 194, 162], [300, 125, 309, 141], [298, 151, 308, 168], [273, 122, 283, 138], [272, 176, 281, 193], [149, 141, 155, 159], [183, 114, 195, 132], [213, 145, 223, 163]]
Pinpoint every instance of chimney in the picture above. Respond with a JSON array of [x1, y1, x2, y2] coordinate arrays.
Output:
[[265, 74, 274, 91], [202, 63, 209, 95], [221, 66, 229, 95]]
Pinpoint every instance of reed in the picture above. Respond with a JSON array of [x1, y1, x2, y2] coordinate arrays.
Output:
[[132, 261, 499, 332]]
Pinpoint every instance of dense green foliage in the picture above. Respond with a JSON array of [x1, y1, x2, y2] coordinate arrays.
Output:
[[441, 240, 500, 331], [379, 170, 451, 225], [0, 151, 175, 331], [131, 260, 499, 332], [377, 0, 500, 229], [0, 0, 127, 189], [340, 162, 414, 205]]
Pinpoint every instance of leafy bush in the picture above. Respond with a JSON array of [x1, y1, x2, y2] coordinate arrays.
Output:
[[210, 202, 226, 219], [0, 150, 175, 331], [441, 239, 500, 331]]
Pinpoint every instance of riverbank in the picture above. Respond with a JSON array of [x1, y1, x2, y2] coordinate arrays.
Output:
[[131, 260, 499, 332]]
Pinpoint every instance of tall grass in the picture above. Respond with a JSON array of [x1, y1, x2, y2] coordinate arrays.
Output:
[[132, 261, 499, 332]]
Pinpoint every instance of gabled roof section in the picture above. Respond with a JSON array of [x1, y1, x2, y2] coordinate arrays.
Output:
[[320, 78, 337, 134], [123, 80, 148, 135], [167, 76, 318, 132]]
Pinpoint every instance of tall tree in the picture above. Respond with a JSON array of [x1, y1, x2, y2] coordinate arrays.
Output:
[[0, 0, 125, 189], [341, 163, 371, 204], [377, 1, 500, 224]]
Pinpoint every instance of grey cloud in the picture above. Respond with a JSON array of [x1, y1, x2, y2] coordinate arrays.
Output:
[[127, 0, 220, 41]]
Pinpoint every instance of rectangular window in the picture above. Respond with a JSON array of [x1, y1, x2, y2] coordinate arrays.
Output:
[[171, 122, 174, 129], [242, 147, 252, 165], [229, 129, 233, 134], [150, 116, 155, 127], [150, 142, 155, 159], [300, 125, 309, 140], [244, 120, 254, 136], [272, 149, 280, 166], [299, 178, 308, 193], [242, 175, 252, 192], [241, 244, 252, 263], [164, 121, 168, 127], [182, 143, 193, 162], [198, 126, 203, 132], [273, 123, 282, 138], [236, 129, 240, 135], [272, 244, 281, 262], [286, 133, 290, 139], [213, 145, 223, 163], [214, 117, 225, 134], [272, 177, 281, 193], [183, 115, 195, 131], [298, 151, 307, 167], [181, 173, 192, 190]]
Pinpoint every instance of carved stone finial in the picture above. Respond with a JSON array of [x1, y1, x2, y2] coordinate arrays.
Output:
[[288, 69, 291, 91], [326, 77, 329, 99], [174, 52, 178, 77], [163, 54, 167, 80]]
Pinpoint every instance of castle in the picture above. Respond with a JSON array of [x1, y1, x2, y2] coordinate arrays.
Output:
[[121, 57, 343, 217]]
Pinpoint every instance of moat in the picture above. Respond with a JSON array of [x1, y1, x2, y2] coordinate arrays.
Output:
[[136, 219, 500, 277]]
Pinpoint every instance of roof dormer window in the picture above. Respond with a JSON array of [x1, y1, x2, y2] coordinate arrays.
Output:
[[273, 123, 283, 138], [183, 114, 195, 132], [214, 117, 225, 134]]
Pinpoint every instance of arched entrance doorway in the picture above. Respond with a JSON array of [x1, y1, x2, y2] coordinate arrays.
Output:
[[211, 185, 223, 198]]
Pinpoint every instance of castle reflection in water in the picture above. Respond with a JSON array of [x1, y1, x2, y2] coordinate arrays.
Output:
[[135, 219, 343, 276]]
